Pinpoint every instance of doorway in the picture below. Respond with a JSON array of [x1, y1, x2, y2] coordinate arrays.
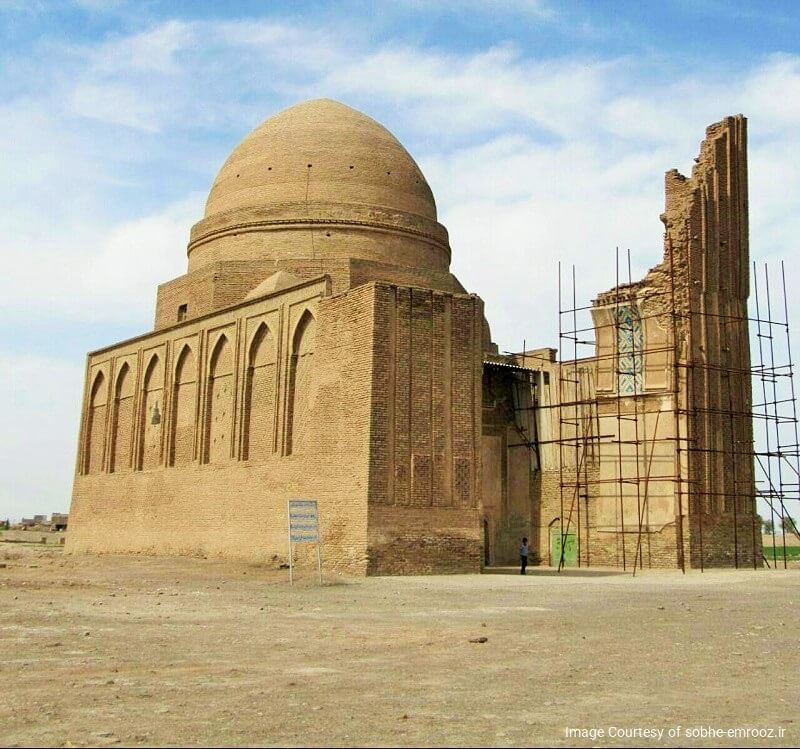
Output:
[[551, 530, 577, 567]]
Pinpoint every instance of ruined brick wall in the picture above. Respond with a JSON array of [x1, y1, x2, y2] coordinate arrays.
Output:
[[663, 115, 759, 568], [68, 277, 373, 574], [687, 514, 761, 569], [366, 284, 484, 574], [561, 115, 760, 570]]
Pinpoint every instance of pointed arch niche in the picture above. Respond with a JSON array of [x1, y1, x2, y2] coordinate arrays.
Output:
[[243, 323, 277, 461], [84, 371, 107, 474], [109, 363, 134, 473], [138, 354, 164, 470], [169, 345, 197, 467], [286, 310, 317, 455], [204, 335, 234, 464]]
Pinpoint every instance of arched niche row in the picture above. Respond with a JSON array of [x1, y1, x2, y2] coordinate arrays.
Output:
[[204, 335, 234, 464], [84, 371, 107, 474], [243, 323, 278, 461], [286, 310, 317, 455], [109, 363, 135, 473], [169, 345, 198, 467], [138, 354, 164, 470]]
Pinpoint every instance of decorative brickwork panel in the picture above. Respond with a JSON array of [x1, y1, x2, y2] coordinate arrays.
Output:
[[86, 371, 107, 475], [615, 304, 644, 394], [367, 284, 482, 535], [170, 346, 197, 467], [243, 323, 277, 461], [411, 454, 432, 507], [451, 298, 476, 458], [431, 293, 452, 507], [366, 285, 395, 505], [205, 336, 233, 464], [287, 311, 316, 455], [454, 456, 473, 507], [410, 289, 432, 455], [110, 364, 134, 473], [393, 287, 412, 505], [432, 452, 448, 507]]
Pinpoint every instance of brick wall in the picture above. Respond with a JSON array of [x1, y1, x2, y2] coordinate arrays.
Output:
[[68, 277, 373, 574], [535, 116, 758, 571], [366, 284, 484, 574]]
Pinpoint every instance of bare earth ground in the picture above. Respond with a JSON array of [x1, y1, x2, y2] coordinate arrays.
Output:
[[1, 545, 798, 748]]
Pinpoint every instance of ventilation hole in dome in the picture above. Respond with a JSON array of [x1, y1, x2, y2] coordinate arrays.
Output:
[[268, 167, 272, 171], [236, 174, 240, 178], [349, 165, 354, 169], [387, 171, 391, 175], [307, 163, 312, 168], [325, 232, 331, 237]]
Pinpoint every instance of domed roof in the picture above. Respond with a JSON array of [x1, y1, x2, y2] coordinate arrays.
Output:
[[187, 99, 450, 275], [204, 99, 437, 221]]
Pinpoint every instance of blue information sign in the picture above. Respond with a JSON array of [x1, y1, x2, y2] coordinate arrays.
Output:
[[288, 500, 319, 543], [287, 499, 322, 584]]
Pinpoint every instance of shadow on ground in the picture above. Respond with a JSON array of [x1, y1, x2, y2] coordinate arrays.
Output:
[[483, 565, 628, 577]]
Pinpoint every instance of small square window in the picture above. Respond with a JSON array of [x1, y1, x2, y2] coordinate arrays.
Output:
[[177, 304, 188, 322]]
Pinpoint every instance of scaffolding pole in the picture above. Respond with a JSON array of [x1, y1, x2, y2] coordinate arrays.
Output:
[[551, 249, 799, 573]]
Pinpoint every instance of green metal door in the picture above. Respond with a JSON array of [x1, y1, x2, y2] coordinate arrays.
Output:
[[551, 531, 577, 567]]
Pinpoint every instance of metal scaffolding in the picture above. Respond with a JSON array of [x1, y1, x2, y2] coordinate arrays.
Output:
[[550, 249, 799, 573]]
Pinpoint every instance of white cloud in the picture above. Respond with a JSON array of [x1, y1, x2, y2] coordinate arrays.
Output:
[[69, 82, 162, 131], [2, 13, 800, 520], [0, 354, 84, 521], [320, 44, 617, 139], [85, 19, 191, 75], [391, 0, 554, 20], [0, 194, 203, 327]]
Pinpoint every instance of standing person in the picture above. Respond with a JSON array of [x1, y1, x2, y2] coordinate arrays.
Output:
[[519, 537, 529, 575]]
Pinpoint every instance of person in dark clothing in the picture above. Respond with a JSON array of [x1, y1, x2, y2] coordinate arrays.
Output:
[[520, 537, 529, 575]]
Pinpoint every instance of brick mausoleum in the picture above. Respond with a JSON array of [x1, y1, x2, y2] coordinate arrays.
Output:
[[68, 100, 760, 573]]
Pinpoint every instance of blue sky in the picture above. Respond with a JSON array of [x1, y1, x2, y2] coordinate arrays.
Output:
[[2, 0, 800, 519]]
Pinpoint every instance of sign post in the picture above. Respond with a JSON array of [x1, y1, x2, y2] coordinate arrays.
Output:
[[287, 499, 322, 585]]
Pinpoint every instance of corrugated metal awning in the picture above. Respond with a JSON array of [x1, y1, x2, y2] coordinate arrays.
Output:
[[482, 358, 534, 373]]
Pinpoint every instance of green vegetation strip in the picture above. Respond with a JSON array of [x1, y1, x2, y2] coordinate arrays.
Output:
[[764, 545, 800, 560]]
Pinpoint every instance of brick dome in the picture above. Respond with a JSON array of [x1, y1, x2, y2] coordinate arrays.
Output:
[[205, 99, 437, 221], [187, 99, 450, 272]]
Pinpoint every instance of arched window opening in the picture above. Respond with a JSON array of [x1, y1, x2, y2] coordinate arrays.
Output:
[[84, 371, 107, 474], [286, 311, 317, 455], [138, 354, 164, 470], [169, 346, 197, 467], [109, 363, 134, 473], [204, 335, 233, 464], [243, 323, 277, 461]]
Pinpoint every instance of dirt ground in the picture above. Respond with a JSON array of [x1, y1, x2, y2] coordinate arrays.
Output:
[[1, 545, 798, 748]]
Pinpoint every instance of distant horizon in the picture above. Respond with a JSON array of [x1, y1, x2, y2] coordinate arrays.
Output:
[[2, 0, 800, 520]]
